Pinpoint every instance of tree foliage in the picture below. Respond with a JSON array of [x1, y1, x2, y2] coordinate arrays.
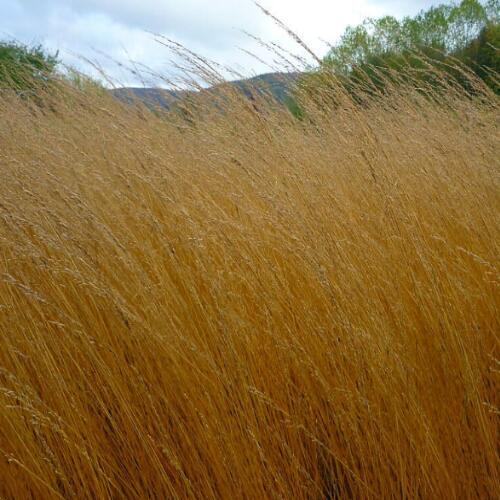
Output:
[[456, 20, 500, 91], [287, 0, 499, 117], [324, 0, 497, 75]]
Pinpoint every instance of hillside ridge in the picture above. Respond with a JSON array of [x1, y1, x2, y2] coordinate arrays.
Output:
[[111, 71, 300, 109]]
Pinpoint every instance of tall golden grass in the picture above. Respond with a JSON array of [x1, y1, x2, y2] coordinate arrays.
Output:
[[0, 60, 499, 499]]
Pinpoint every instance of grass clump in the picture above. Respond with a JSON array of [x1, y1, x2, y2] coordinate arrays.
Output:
[[0, 55, 498, 499]]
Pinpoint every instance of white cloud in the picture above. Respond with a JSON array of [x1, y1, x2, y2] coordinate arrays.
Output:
[[1, 0, 445, 86]]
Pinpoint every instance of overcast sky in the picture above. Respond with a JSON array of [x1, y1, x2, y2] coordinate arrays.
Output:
[[3, 0, 443, 86]]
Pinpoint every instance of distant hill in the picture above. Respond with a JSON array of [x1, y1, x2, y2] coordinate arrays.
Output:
[[110, 72, 300, 111], [110, 87, 185, 110], [228, 72, 300, 103]]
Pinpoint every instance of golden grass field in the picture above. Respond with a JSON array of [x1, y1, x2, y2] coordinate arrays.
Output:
[[0, 65, 499, 498]]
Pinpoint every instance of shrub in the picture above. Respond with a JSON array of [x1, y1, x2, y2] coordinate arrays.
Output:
[[0, 41, 58, 94]]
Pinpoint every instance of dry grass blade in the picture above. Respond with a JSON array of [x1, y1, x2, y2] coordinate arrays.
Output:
[[0, 45, 499, 499]]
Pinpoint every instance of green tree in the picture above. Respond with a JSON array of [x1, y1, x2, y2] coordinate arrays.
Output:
[[288, 0, 499, 116], [456, 21, 500, 91], [324, 0, 496, 74], [0, 41, 58, 93]]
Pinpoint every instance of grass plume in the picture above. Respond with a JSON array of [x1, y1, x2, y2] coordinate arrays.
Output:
[[0, 58, 499, 499]]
